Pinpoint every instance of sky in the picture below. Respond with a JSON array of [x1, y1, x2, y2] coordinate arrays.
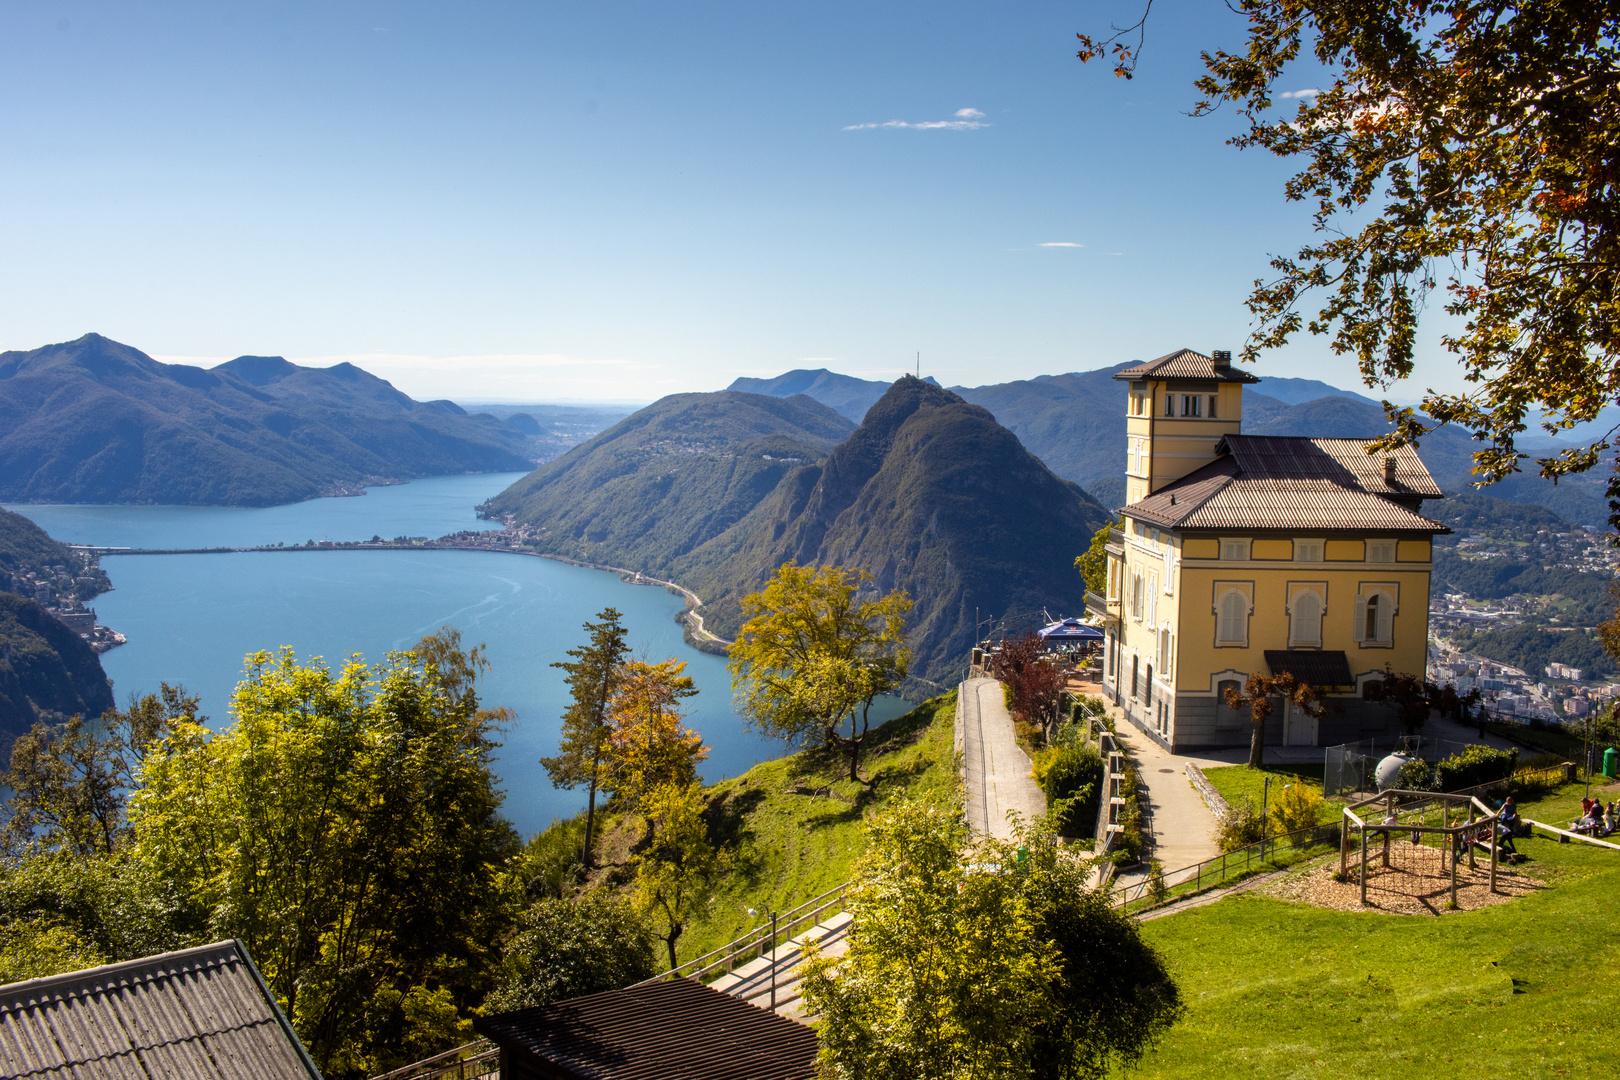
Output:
[[0, 0, 1462, 403]]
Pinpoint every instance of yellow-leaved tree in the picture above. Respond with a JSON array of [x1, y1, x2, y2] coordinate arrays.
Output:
[[728, 562, 912, 783], [603, 659, 706, 809]]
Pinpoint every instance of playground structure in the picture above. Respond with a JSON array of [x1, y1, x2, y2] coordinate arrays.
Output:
[[1341, 789, 1506, 908]]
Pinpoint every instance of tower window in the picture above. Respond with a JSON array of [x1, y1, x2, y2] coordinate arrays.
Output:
[[1166, 394, 1175, 416], [1208, 394, 1218, 418], [1181, 395, 1202, 417]]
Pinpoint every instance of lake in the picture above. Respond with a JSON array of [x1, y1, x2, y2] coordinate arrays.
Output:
[[7, 475, 911, 837]]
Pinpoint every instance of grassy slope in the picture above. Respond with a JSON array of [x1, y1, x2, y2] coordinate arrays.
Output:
[[1128, 778, 1620, 1079], [1202, 764, 1337, 816], [586, 691, 961, 965]]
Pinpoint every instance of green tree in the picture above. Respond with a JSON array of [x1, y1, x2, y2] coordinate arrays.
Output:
[[486, 890, 656, 1012], [541, 608, 630, 867], [130, 634, 517, 1080], [2, 683, 200, 859], [800, 799, 1181, 1079], [633, 780, 722, 971], [1075, 519, 1115, 597], [729, 563, 912, 783], [1081, 0, 1620, 533]]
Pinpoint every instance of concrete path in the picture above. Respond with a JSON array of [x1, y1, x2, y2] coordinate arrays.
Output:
[[959, 677, 1046, 839], [1099, 705, 1226, 891], [707, 910, 853, 1021]]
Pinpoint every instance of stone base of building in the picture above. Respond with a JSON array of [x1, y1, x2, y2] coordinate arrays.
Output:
[[1103, 679, 1407, 755]]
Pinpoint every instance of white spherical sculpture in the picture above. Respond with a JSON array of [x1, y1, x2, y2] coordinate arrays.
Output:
[[1375, 752, 1412, 790]]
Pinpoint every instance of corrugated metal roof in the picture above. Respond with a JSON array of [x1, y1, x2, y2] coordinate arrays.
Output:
[[0, 940, 321, 1080], [475, 977, 818, 1080], [1113, 349, 1261, 383], [1222, 435, 1444, 497], [1265, 650, 1354, 686], [1123, 436, 1449, 534]]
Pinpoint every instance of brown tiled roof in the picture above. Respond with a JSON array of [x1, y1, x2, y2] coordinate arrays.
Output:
[[1113, 349, 1261, 383], [0, 941, 321, 1080], [1222, 435, 1444, 498], [1265, 650, 1354, 687], [474, 977, 819, 1080], [1124, 439, 1449, 534]]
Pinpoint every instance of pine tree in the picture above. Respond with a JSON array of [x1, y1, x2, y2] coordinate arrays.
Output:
[[541, 608, 630, 868]]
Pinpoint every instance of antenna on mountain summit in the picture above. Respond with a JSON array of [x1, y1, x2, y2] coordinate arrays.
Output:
[[916, 352, 920, 379]]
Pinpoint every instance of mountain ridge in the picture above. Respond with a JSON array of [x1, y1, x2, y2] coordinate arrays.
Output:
[[0, 334, 551, 507]]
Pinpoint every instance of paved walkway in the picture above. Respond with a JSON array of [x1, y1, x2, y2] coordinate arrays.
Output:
[[1108, 717, 1226, 873], [707, 910, 853, 1021], [959, 677, 1047, 839]]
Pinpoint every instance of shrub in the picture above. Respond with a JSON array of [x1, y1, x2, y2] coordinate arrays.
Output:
[[1110, 766, 1146, 865], [1436, 745, 1518, 791], [1031, 734, 1103, 838], [1396, 757, 1439, 792], [1218, 799, 1265, 852], [1267, 783, 1324, 837], [487, 891, 656, 1012]]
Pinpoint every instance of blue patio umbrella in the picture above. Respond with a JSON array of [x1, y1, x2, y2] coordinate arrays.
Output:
[[1037, 618, 1103, 643]]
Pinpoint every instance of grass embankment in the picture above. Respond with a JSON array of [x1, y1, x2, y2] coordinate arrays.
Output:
[[536, 691, 960, 968], [1126, 778, 1620, 1078], [1201, 764, 1333, 811]]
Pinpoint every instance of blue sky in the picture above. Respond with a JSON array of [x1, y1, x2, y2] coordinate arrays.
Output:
[[0, 0, 1456, 403]]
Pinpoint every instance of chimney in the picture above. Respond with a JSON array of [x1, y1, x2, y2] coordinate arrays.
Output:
[[1211, 349, 1231, 370], [1383, 454, 1398, 484]]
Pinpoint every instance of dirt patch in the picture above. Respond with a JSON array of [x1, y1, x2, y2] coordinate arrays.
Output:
[[1265, 847, 1545, 915]]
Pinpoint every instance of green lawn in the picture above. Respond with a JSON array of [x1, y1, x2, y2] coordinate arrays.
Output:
[[1127, 780, 1620, 1078], [1202, 763, 1341, 813]]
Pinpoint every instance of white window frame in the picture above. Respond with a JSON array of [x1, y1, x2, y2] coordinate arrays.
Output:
[[1294, 539, 1324, 562], [1287, 584, 1326, 648], [1367, 540, 1397, 564], [1220, 538, 1251, 562], [1353, 584, 1398, 647], [1215, 585, 1251, 647]]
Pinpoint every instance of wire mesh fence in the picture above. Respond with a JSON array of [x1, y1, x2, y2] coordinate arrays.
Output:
[[1322, 735, 1495, 798]]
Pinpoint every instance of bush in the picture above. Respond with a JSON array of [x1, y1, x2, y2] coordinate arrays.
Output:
[[1396, 757, 1439, 792], [487, 891, 657, 1012], [1110, 766, 1146, 865], [1031, 734, 1103, 838], [1267, 783, 1324, 837], [520, 815, 589, 900], [1436, 745, 1518, 791], [1218, 799, 1265, 852]]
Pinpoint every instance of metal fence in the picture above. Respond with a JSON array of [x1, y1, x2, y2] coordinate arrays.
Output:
[[1323, 735, 1491, 798], [1109, 823, 1342, 913]]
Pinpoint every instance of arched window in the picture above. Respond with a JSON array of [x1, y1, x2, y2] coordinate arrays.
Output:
[[1217, 590, 1248, 645], [1355, 590, 1395, 645], [1291, 591, 1323, 646], [1364, 594, 1380, 641]]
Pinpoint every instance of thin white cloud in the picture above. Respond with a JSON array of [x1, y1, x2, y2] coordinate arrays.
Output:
[[844, 107, 989, 132], [1039, 242, 1083, 248], [1279, 88, 1320, 99]]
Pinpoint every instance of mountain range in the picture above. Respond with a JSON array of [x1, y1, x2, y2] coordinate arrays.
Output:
[[487, 378, 1109, 691], [0, 334, 553, 507], [727, 364, 1610, 526]]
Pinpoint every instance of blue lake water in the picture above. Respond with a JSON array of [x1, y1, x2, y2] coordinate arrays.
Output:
[[7, 476, 911, 837]]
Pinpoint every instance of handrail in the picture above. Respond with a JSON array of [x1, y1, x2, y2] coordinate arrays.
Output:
[[370, 1040, 498, 1080], [633, 880, 852, 986]]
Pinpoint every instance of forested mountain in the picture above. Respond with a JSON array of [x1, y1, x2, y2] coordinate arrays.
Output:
[[736, 360, 1610, 525], [0, 334, 545, 507], [0, 507, 115, 742], [482, 391, 857, 569], [489, 379, 1109, 692], [0, 593, 114, 745]]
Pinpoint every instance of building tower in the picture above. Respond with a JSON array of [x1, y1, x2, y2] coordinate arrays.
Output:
[[1115, 349, 1257, 503]]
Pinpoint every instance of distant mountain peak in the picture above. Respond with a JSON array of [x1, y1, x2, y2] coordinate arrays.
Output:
[[215, 355, 297, 386]]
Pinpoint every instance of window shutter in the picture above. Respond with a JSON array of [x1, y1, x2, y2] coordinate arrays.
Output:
[[1376, 595, 1393, 643], [1353, 594, 1368, 642], [1163, 548, 1174, 594]]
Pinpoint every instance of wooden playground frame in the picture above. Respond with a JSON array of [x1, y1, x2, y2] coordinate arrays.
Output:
[[1341, 789, 1503, 908]]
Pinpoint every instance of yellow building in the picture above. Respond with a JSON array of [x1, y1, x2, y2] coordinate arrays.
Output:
[[1087, 349, 1449, 751]]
